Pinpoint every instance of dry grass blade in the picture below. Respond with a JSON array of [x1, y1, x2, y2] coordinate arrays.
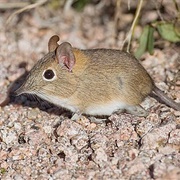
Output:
[[64, 0, 74, 13], [123, 0, 144, 53], [0, 2, 30, 9], [114, 0, 121, 39], [6, 0, 48, 26]]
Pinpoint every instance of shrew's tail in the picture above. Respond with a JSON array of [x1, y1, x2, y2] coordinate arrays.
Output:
[[150, 86, 180, 111]]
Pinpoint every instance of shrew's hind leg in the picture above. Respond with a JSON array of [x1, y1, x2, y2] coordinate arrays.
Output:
[[113, 109, 126, 115], [125, 105, 149, 117], [89, 117, 107, 123]]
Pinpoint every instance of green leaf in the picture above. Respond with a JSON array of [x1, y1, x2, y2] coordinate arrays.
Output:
[[72, 0, 90, 11], [135, 25, 149, 59], [0, 168, 6, 174], [174, 19, 180, 37], [147, 26, 154, 55], [157, 22, 180, 42]]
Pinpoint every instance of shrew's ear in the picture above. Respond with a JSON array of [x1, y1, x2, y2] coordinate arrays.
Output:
[[48, 35, 60, 52], [55, 42, 76, 71]]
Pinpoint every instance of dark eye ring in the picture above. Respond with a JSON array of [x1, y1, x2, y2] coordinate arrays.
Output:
[[43, 69, 56, 81]]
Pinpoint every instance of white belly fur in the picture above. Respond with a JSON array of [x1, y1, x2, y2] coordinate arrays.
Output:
[[38, 94, 78, 112], [38, 93, 127, 116], [85, 101, 127, 115]]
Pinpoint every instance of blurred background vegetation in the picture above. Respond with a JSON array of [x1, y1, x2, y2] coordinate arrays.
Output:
[[1, 0, 180, 58]]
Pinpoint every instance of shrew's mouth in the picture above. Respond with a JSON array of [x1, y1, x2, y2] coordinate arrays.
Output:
[[14, 86, 25, 96]]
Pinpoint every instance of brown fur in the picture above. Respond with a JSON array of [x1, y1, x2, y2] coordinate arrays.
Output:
[[15, 35, 180, 118]]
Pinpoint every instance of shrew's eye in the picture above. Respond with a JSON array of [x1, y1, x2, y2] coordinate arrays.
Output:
[[43, 69, 55, 81]]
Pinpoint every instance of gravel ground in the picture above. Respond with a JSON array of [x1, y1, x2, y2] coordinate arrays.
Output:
[[0, 1, 180, 180]]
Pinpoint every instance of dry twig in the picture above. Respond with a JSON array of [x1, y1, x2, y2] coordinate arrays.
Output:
[[64, 0, 74, 13], [0, 2, 30, 9], [123, 0, 144, 52], [114, 0, 121, 39], [6, 0, 48, 26]]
